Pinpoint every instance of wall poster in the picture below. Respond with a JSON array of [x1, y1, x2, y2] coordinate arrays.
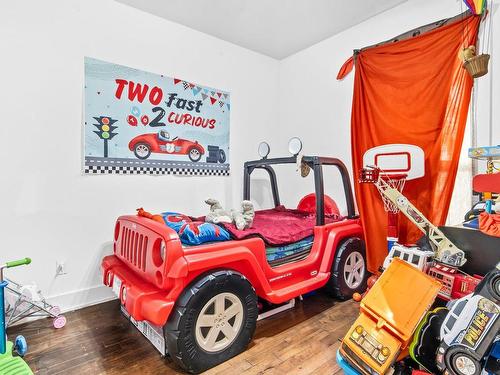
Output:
[[84, 57, 230, 176]]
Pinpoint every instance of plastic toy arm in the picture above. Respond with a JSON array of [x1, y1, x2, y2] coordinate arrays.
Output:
[[375, 178, 466, 267], [6, 258, 31, 268]]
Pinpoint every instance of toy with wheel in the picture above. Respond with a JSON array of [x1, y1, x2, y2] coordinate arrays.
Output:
[[436, 264, 500, 375], [0, 258, 33, 375], [5, 278, 67, 330], [336, 350, 361, 375]]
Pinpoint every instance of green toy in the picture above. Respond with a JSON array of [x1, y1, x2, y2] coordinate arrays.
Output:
[[0, 258, 33, 374]]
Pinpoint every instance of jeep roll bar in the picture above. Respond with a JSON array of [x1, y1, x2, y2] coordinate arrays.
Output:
[[243, 155, 357, 225]]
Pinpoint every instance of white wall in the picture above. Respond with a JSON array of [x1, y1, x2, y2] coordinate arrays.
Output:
[[277, 0, 499, 221], [0, 0, 279, 311]]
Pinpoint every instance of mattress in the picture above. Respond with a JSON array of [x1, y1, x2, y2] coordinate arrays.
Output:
[[266, 236, 314, 267]]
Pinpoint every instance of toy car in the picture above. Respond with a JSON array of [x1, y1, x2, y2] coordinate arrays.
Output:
[[427, 264, 483, 301], [436, 264, 500, 375], [436, 295, 499, 375], [339, 258, 441, 375], [128, 130, 205, 161], [382, 244, 434, 273], [101, 142, 367, 373]]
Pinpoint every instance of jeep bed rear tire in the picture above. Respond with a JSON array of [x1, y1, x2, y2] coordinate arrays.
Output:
[[325, 237, 368, 300], [165, 270, 258, 374]]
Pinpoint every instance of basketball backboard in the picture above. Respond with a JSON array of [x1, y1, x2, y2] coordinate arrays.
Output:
[[363, 144, 425, 181]]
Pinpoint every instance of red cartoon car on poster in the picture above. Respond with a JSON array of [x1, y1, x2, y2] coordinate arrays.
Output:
[[128, 130, 205, 161]]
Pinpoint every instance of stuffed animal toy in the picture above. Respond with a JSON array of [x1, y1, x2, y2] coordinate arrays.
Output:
[[205, 199, 255, 230], [236, 200, 255, 230], [205, 199, 233, 224], [137, 207, 165, 224]]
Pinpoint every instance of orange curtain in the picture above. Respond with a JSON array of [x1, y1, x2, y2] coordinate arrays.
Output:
[[340, 14, 480, 273]]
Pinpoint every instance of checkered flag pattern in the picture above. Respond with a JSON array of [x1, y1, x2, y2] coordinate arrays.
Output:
[[84, 165, 230, 176]]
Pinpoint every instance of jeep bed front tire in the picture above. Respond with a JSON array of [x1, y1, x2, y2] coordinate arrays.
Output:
[[165, 270, 258, 374], [326, 237, 368, 300]]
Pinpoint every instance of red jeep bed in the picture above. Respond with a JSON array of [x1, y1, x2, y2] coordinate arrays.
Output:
[[101, 151, 366, 374]]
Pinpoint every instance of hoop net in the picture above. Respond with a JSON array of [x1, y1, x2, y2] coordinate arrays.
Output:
[[359, 167, 407, 213], [378, 174, 406, 213]]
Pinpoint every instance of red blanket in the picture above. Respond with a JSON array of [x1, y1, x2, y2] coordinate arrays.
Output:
[[221, 206, 341, 246]]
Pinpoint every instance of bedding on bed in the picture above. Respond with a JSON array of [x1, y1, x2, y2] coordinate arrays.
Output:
[[161, 212, 231, 245], [138, 205, 341, 247], [218, 205, 341, 246], [265, 236, 314, 265]]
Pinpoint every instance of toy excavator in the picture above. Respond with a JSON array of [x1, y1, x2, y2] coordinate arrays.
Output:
[[360, 166, 466, 268]]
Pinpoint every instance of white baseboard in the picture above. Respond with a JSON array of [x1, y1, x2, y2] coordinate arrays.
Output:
[[7, 285, 117, 328], [46, 284, 117, 313]]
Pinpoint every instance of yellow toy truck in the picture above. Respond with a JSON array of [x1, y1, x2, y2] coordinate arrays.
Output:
[[339, 258, 442, 374]]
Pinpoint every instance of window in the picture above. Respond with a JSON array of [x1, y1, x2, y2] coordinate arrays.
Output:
[[445, 315, 457, 330], [411, 256, 420, 266], [452, 300, 467, 316], [393, 250, 401, 258]]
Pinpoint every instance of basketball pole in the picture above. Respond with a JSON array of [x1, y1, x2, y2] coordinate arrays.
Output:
[[387, 212, 399, 252]]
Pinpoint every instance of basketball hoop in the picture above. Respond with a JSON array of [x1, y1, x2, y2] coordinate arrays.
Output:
[[359, 167, 407, 213], [360, 144, 424, 252], [360, 167, 408, 250], [379, 174, 407, 213]]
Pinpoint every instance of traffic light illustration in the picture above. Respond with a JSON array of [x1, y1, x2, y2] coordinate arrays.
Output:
[[93, 116, 118, 157]]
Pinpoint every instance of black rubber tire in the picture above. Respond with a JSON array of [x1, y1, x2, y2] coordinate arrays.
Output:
[[218, 149, 227, 164], [445, 347, 481, 375], [165, 270, 258, 374], [475, 269, 500, 302], [488, 273, 500, 301], [188, 147, 202, 162], [325, 237, 368, 300], [133, 142, 151, 159]]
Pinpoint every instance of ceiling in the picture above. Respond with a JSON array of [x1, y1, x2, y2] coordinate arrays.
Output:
[[115, 0, 408, 59]]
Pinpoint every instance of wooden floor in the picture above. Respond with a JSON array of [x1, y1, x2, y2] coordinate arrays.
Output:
[[8, 293, 358, 375]]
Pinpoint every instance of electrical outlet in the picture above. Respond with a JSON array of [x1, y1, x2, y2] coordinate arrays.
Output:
[[56, 261, 67, 276]]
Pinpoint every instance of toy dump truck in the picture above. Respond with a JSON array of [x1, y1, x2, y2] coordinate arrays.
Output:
[[339, 258, 442, 375]]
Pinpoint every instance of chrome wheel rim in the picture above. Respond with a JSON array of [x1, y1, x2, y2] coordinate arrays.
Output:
[[136, 144, 149, 157], [190, 149, 200, 159], [195, 292, 244, 352], [454, 355, 477, 375], [344, 251, 365, 289]]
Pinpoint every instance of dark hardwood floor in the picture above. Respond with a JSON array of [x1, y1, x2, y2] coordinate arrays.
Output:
[[8, 292, 358, 374]]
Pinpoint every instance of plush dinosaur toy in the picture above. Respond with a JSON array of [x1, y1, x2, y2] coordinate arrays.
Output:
[[205, 199, 254, 230], [137, 207, 164, 224]]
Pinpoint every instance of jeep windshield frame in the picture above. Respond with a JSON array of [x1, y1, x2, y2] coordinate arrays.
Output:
[[243, 155, 357, 225]]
